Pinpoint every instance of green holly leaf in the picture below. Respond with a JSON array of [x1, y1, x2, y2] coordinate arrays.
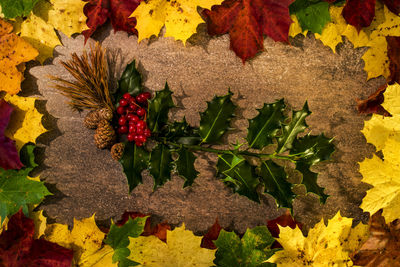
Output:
[[259, 160, 295, 210], [149, 144, 173, 189], [214, 227, 277, 267], [105, 217, 147, 267], [147, 83, 175, 133], [163, 117, 201, 145], [175, 147, 199, 187], [114, 61, 143, 105], [277, 102, 311, 154], [247, 99, 285, 149], [0, 144, 51, 224], [217, 153, 260, 202], [119, 142, 149, 192], [0, 0, 39, 19], [295, 161, 329, 203], [289, 0, 331, 34], [199, 91, 236, 144]]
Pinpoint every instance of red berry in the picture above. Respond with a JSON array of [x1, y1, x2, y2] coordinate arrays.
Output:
[[136, 120, 145, 129], [136, 95, 145, 104], [119, 99, 128, 107], [118, 125, 128, 134], [123, 93, 132, 100], [129, 125, 136, 133], [118, 116, 127, 126], [135, 141, 143, 146], [137, 135, 146, 143], [144, 129, 151, 137], [136, 127, 144, 135], [117, 106, 125, 115], [127, 114, 135, 121], [142, 92, 151, 99], [129, 115, 139, 123], [127, 133, 135, 142], [136, 108, 146, 117], [129, 104, 137, 112]]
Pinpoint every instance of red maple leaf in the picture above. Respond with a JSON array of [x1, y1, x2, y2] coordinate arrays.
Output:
[[387, 36, 400, 85], [203, 0, 294, 63], [357, 84, 391, 116], [382, 0, 400, 15], [201, 218, 222, 249], [342, 0, 376, 32], [267, 210, 302, 248], [83, 0, 143, 41], [0, 210, 73, 267]]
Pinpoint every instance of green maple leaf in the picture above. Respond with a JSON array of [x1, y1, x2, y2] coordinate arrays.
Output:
[[149, 144, 173, 189], [259, 160, 295, 210], [0, 0, 39, 19], [119, 142, 149, 192], [147, 83, 175, 133], [277, 102, 311, 154], [104, 217, 147, 267], [114, 61, 143, 104], [290, 0, 331, 34], [217, 153, 260, 202], [247, 99, 285, 149], [175, 147, 199, 187], [0, 144, 51, 224], [214, 227, 277, 267], [199, 91, 236, 144]]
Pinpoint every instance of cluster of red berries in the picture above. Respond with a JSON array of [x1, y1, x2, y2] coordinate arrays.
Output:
[[116, 92, 152, 146]]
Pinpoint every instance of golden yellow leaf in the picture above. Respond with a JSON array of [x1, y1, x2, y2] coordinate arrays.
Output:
[[130, 0, 223, 44], [31, 209, 47, 239], [128, 223, 215, 266], [315, 6, 346, 53], [0, 19, 38, 95], [266, 212, 369, 267], [289, 15, 307, 38], [0, 217, 8, 235], [3, 94, 47, 151], [79, 245, 117, 267]]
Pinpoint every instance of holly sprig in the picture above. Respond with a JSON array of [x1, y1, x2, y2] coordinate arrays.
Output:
[[116, 62, 334, 210]]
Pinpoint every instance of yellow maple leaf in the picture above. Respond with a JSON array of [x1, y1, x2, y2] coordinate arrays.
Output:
[[3, 94, 47, 151], [266, 212, 369, 266], [130, 0, 223, 44], [289, 15, 307, 38], [79, 245, 117, 267], [0, 19, 38, 95], [45, 214, 108, 265], [128, 223, 215, 266]]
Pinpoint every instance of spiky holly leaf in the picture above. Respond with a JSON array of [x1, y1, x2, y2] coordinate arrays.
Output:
[[203, 0, 294, 62], [295, 161, 329, 203], [104, 217, 147, 267], [289, 0, 331, 34], [214, 226, 276, 267], [199, 91, 236, 144], [277, 102, 311, 154], [342, 0, 376, 31], [259, 160, 295, 210], [147, 83, 175, 133], [114, 61, 143, 105], [163, 118, 201, 145], [119, 142, 149, 192], [0, 0, 39, 18], [149, 144, 173, 189], [217, 153, 260, 202], [0, 145, 51, 224], [247, 99, 285, 149], [175, 147, 199, 188]]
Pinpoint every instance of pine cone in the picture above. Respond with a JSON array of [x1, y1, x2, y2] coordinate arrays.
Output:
[[98, 108, 113, 121], [84, 110, 100, 129], [111, 143, 125, 161], [94, 120, 116, 149]]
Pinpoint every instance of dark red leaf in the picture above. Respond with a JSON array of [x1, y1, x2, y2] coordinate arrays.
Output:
[[357, 84, 391, 117], [0, 210, 73, 267], [201, 218, 222, 249], [387, 36, 400, 84], [204, 0, 294, 62], [83, 0, 143, 42], [267, 210, 302, 248], [0, 99, 23, 170], [382, 0, 400, 15], [342, 0, 376, 32]]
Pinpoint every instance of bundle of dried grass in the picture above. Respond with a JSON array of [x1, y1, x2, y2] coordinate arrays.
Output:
[[51, 42, 114, 112]]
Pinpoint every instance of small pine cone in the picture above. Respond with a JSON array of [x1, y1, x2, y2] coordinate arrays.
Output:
[[94, 120, 116, 149], [111, 143, 125, 161], [84, 110, 100, 129], [98, 108, 113, 121]]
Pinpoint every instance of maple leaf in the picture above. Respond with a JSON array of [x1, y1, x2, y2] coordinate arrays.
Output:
[[0, 19, 38, 95], [3, 94, 47, 151], [382, 0, 400, 14], [128, 224, 215, 266], [0, 99, 23, 170], [200, 218, 222, 249], [0, 210, 73, 267], [289, 0, 331, 34], [342, 0, 376, 31], [387, 36, 400, 84], [267, 210, 302, 248], [0, 0, 39, 19], [205, 0, 294, 62], [351, 210, 400, 266], [130, 0, 223, 44], [357, 83, 391, 116], [83, 0, 142, 41], [267, 212, 369, 266]]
